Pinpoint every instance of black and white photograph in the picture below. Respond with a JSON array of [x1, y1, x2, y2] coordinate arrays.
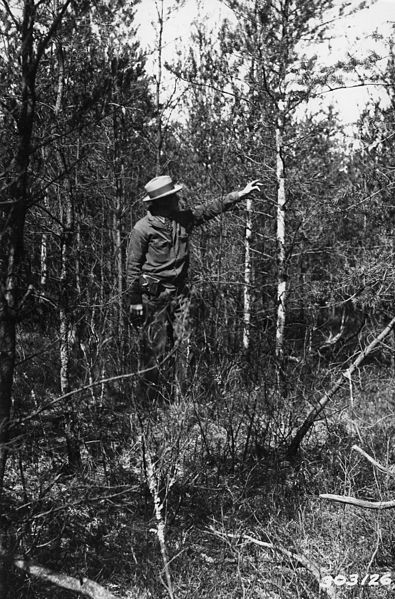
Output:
[[0, 0, 395, 597]]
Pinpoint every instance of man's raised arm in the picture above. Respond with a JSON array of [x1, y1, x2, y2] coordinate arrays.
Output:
[[190, 180, 262, 228]]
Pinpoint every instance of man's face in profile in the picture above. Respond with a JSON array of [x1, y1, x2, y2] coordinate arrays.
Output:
[[149, 193, 179, 216]]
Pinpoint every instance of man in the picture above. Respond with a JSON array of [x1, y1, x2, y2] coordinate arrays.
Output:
[[127, 175, 262, 404]]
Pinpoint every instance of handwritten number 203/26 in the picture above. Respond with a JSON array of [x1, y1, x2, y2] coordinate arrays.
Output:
[[320, 573, 392, 587]]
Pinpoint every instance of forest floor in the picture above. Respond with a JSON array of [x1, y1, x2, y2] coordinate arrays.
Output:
[[4, 361, 395, 598]]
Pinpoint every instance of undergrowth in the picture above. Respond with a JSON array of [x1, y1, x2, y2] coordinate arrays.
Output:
[[4, 360, 395, 598]]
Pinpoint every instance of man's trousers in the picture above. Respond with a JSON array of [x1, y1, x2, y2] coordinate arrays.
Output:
[[135, 289, 191, 406]]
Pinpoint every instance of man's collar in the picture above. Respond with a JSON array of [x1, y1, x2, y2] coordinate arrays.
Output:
[[147, 212, 169, 227]]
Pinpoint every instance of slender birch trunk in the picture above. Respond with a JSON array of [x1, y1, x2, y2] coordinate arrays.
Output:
[[112, 105, 125, 341], [54, 30, 81, 469], [75, 139, 81, 296], [155, 0, 164, 175], [40, 234, 48, 287], [59, 202, 81, 469], [275, 105, 287, 371], [113, 185, 124, 338], [40, 195, 48, 289], [243, 196, 252, 351]]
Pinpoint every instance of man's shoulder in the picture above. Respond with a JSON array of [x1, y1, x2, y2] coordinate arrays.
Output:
[[133, 215, 150, 233]]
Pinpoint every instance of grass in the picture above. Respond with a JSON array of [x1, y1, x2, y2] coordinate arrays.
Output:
[[4, 362, 395, 598]]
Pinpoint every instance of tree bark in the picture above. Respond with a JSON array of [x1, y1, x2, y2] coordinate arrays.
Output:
[[275, 104, 287, 385], [59, 219, 81, 470], [112, 103, 125, 342], [0, 1, 74, 592], [0, 3, 36, 594], [0, 0, 36, 478], [54, 35, 81, 470], [0, 308, 16, 489], [155, 0, 164, 175], [243, 196, 252, 351]]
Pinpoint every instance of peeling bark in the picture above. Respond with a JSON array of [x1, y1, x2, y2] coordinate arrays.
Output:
[[243, 196, 252, 351], [275, 109, 286, 360]]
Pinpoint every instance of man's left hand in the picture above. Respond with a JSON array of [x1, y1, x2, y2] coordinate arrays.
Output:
[[240, 179, 263, 198]]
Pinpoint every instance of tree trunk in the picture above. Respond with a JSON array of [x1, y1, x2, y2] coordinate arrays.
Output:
[[0, 223, 22, 492], [0, 0, 73, 591], [40, 200, 48, 289], [0, 0, 36, 488], [112, 105, 125, 342], [113, 184, 124, 339], [59, 221, 81, 470], [54, 33, 81, 470], [0, 2, 36, 591], [0, 308, 16, 490], [243, 196, 252, 351], [0, 295, 16, 599], [75, 140, 81, 297], [155, 0, 164, 175], [275, 106, 287, 382]]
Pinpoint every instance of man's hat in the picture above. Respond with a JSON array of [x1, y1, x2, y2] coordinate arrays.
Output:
[[143, 175, 183, 202]]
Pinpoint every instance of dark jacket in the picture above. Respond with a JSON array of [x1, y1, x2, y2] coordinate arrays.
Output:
[[126, 191, 241, 304]]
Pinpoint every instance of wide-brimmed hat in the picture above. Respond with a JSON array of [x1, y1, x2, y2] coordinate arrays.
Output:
[[143, 175, 183, 202]]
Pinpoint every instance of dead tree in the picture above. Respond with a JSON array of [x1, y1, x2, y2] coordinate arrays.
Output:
[[286, 315, 395, 458]]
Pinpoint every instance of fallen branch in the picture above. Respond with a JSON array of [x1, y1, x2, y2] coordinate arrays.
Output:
[[286, 315, 395, 458], [210, 528, 336, 599], [352, 445, 395, 476], [320, 494, 395, 510], [11, 557, 119, 599]]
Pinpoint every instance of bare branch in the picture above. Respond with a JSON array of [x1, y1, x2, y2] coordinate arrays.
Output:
[[320, 494, 395, 510], [352, 445, 395, 477], [287, 315, 395, 457]]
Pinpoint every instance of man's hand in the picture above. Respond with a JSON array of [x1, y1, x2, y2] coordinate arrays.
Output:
[[240, 179, 263, 198], [130, 303, 144, 323]]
